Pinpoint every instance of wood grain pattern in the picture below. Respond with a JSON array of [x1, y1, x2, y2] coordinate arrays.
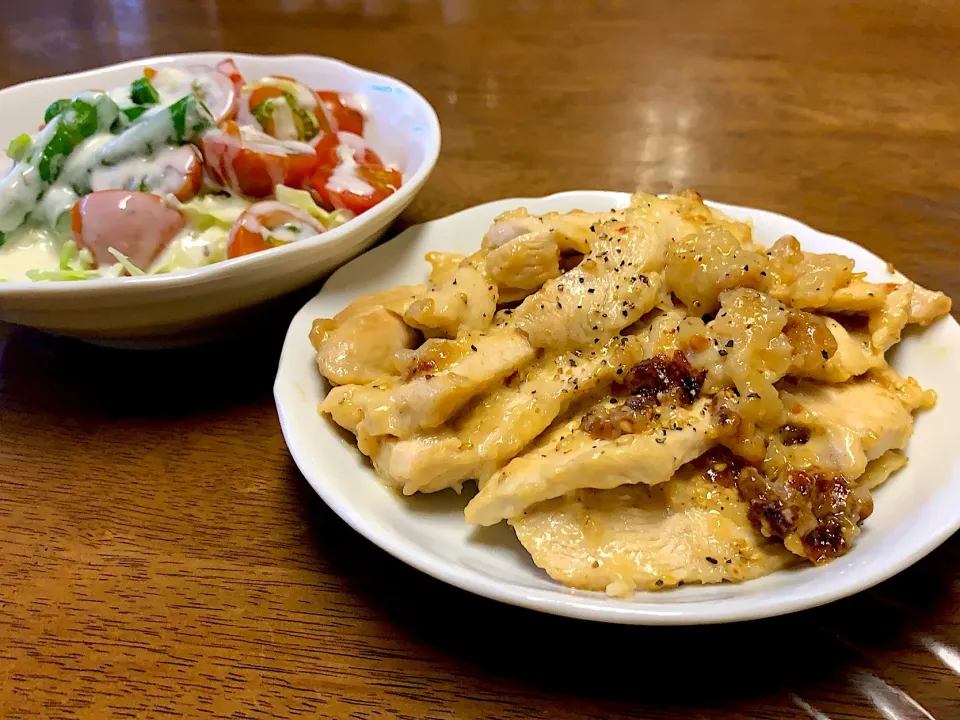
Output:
[[1, 1, 959, 718]]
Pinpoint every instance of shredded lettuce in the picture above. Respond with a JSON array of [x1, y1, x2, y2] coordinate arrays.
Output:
[[26, 240, 100, 281], [274, 185, 351, 229], [149, 226, 229, 274], [172, 194, 249, 230], [106, 247, 145, 276]]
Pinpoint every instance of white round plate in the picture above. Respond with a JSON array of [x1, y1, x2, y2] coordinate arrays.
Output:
[[274, 191, 960, 624], [0, 52, 440, 345]]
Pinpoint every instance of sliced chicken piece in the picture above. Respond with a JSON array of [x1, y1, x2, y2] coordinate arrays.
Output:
[[869, 281, 913, 352], [372, 334, 647, 494], [909, 282, 952, 324], [424, 251, 465, 284], [869, 281, 952, 352], [820, 279, 892, 313], [321, 383, 381, 446], [629, 190, 754, 248], [465, 397, 717, 526], [512, 219, 666, 349], [319, 286, 424, 325], [404, 261, 498, 337], [541, 209, 615, 254], [778, 376, 918, 480], [486, 231, 561, 295], [512, 463, 796, 594], [857, 450, 907, 491], [800, 318, 883, 383], [816, 277, 948, 325], [783, 310, 839, 376], [311, 286, 424, 386], [628, 309, 690, 351], [313, 309, 420, 386], [482, 207, 612, 254], [323, 327, 535, 439], [706, 288, 794, 426], [868, 365, 937, 411], [665, 225, 768, 315], [515, 271, 662, 350], [371, 434, 477, 493], [762, 235, 856, 310]]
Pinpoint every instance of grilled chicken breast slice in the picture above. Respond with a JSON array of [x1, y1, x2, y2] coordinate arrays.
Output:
[[372, 335, 648, 494], [322, 327, 535, 439], [311, 286, 423, 386], [512, 220, 665, 349], [778, 376, 921, 480], [404, 261, 498, 337], [465, 397, 717, 526], [512, 462, 795, 595]]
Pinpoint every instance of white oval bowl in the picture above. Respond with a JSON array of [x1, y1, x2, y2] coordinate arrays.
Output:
[[275, 190, 960, 625], [0, 52, 441, 344]]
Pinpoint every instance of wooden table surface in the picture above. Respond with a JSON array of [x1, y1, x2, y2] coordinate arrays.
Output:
[[1, 1, 959, 718]]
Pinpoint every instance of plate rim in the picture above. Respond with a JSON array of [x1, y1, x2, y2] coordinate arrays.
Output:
[[274, 189, 960, 625]]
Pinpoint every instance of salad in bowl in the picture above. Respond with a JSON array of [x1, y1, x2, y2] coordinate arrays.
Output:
[[0, 58, 403, 282]]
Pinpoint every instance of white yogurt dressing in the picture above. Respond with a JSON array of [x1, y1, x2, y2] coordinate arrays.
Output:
[[148, 66, 236, 124], [263, 217, 317, 243], [238, 124, 314, 155], [251, 77, 318, 109], [90, 146, 195, 196], [150, 224, 228, 273], [34, 184, 78, 230], [0, 225, 61, 280], [59, 133, 114, 192], [235, 201, 322, 245], [327, 132, 375, 195], [265, 100, 299, 141], [150, 67, 196, 105], [338, 92, 367, 117], [202, 125, 315, 194], [0, 162, 45, 233], [107, 84, 133, 109], [98, 106, 177, 165]]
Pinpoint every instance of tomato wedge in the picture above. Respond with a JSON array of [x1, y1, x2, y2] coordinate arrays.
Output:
[[316, 91, 364, 136], [200, 121, 318, 198], [227, 201, 326, 259], [310, 159, 401, 215], [308, 132, 400, 214], [72, 191, 185, 270], [313, 132, 384, 169], [216, 59, 246, 92], [171, 145, 204, 201], [248, 85, 286, 111], [312, 132, 341, 167]]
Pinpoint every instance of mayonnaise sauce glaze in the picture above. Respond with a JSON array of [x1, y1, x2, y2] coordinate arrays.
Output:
[[0, 225, 61, 280], [327, 132, 375, 195]]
